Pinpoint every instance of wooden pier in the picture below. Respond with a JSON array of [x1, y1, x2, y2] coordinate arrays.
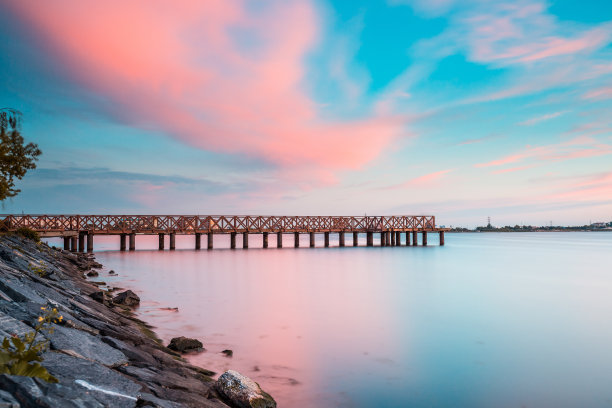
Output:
[[0, 215, 448, 252]]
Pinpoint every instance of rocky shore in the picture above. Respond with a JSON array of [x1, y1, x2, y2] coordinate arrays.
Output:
[[0, 235, 275, 408]]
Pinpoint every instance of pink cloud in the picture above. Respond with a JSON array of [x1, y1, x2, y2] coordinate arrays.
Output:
[[7, 1, 407, 182], [582, 86, 612, 100], [492, 164, 537, 174], [518, 111, 565, 126], [476, 137, 612, 168]]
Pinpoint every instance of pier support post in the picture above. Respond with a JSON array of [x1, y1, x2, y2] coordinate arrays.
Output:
[[339, 232, 345, 247], [422, 231, 428, 246], [230, 232, 236, 249], [439, 231, 445, 246], [405, 231, 411, 246], [263, 232, 269, 248], [324, 232, 330, 247], [87, 233, 94, 252], [129, 233, 136, 251], [169, 233, 176, 250], [120, 234, 126, 251], [380, 232, 385, 246], [367, 232, 373, 247], [70, 236, 77, 252], [78, 232, 85, 252], [294, 232, 300, 248], [310, 232, 315, 247], [208, 233, 213, 250], [63, 236, 70, 250], [396, 231, 401, 246], [412, 231, 418, 246], [243, 232, 248, 249], [158, 233, 165, 250], [390, 231, 395, 246], [387, 231, 392, 246], [277, 232, 283, 248], [195, 233, 201, 250], [353, 232, 358, 247]]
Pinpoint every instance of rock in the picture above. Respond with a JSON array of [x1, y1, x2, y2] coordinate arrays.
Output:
[[215, 370, 276, 408], [222, 349, 233, 358], [109, 270, 116, 275], [167, 336, 203, 353], [89, 290, 106, 303], [0, 389, 20, 408], [47, 325, 128, 367], [86, 270, 99, 277], [113, 290, 140, 307]]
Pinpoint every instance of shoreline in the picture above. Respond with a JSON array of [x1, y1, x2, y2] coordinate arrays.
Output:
[[0, 235, 275, 407]]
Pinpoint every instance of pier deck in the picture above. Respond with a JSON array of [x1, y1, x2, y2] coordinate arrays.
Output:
[[0, 215, 448, 252]]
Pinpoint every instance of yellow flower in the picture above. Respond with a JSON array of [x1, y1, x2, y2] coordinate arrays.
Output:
[[40, 307, 46, 310], [52, 308, 57, 313], [58, 316, 63, 322], [37, 316, 43, 322]]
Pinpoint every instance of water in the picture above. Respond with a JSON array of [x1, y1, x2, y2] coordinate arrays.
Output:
[[47, 232, 612, 407]]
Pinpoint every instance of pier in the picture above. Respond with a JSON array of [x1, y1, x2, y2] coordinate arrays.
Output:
[[0, 215, 448, 252]]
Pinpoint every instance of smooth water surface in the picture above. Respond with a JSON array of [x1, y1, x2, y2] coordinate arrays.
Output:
[[52, 232, 612, 407]]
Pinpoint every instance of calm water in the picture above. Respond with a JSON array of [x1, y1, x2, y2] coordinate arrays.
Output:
[[48, 232, 612, 407]]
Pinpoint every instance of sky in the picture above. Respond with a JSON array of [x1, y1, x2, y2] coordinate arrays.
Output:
[[1, 0, 611, 227]]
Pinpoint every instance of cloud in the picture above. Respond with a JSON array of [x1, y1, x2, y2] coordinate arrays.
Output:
[[5, 0, 409, 183], [518, 111, 565, 126], [475, 136, 612, 168], [582, 86, 612, 100]]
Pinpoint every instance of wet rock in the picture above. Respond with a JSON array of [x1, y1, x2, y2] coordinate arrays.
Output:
[[86, 270, 99, 277], [47, 325, 128, 367], [113, 290, 140, 307], [109, 270, 117, 275], [0, 388, 20, 407], [89, 290, 106, 303], [222, 349, 233, 358], [167, 336, 203, 353], [215, 370, 276, 408]]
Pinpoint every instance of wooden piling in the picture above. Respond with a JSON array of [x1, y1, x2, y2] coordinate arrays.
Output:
[[87, 233, 94, 252], [277, 232, 283, 248], [395, 231, 401, 246], [195, 233, 201, 250], [380, 232, 385, 246], [310, 232, 315, 247], [390, 231, 395, 246], [70, 236, 77, 252], [339, 232, 345, 247], [422, 231, 428, 246], [129, 233, 136, 251], [353, 231, 358, 246], [78, 232, 86, 252], [63, 236, 70, 250], [207, 233, 213, 250], [169, 233, 176, 250], [294, 232, 300, 248], [439, 231, 445, 246], [120, 234, 126, 251], [243, 232, 248, 249], [324, 232, 330, 247], [263, 232, 269, 248], [158, 233, 165, 250], [367, 231, 373, 247], [405, 231, 411, 246], [412, 231, 418, 246], [230, 232, 236, 249]]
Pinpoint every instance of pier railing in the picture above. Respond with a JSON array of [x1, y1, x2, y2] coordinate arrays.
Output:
[[0, 214, 436, 234]]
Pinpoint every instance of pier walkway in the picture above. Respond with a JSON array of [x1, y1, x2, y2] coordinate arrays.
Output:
[[0, 215, 448, 252]]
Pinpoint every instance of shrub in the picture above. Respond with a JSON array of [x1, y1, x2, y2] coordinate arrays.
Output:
[[14, 227, 40, 242], [0, 305, 62, 383]]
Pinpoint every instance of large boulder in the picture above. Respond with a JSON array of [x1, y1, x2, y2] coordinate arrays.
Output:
[[167, 336, 203, 353], [112, 290, 140, 307], [215, 370, 276, 408]]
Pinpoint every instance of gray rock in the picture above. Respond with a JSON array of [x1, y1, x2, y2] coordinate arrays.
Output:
[[0, 389, 20, 408], [113, 290, 140, 307], [47, 325, 128, 367], [167, 336, 203, 353], [215, 370, 276, 408], [86, 271, 99, 277], [41, 352, 141, 407]]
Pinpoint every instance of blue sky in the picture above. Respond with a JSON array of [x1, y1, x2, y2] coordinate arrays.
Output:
[[1, 0, 611, 227]]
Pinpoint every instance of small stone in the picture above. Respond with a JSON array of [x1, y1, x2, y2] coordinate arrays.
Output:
[[113, 290, 140, 307], [89, 290, 106, 303], [215, 370, 276, 408], [221, 349, 233, 357], [167, 336, 203, 353], [109, 270, 116, 275], [86, 270, 99, 277]]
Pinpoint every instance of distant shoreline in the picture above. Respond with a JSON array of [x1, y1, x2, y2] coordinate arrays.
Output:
[[448, 229, 612, 233]]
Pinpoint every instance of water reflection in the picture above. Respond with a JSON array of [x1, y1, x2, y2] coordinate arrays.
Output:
[[47, 233, 612, 407]]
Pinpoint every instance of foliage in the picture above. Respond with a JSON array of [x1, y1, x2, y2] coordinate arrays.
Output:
[[29, 262, 49, 278], [0, 108, 42, 201], [15, 227, 40, 242], [0, 305, 63, 383]]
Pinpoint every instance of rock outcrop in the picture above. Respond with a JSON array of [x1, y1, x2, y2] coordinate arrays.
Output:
[[0, 235, 237, 407], [113, 290, 140, 307], [215, 370, 276, 408], [168, 336, 204, 353]]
